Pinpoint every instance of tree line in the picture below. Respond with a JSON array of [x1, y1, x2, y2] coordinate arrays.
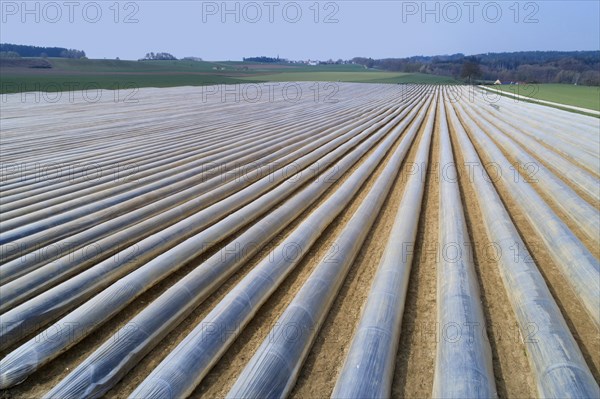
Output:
[[242, 56, 283, 63], [0, 43, 86, 59], [140, 52, 178, 61], [351, 51, 600, 86]]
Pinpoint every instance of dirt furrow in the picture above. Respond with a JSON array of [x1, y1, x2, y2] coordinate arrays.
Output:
[[448, 100, 536, 398], [290, 96, 435, 399], [391, 95, 440, 398]]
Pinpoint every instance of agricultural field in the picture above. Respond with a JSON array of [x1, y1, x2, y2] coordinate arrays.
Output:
[[0, 83, 599, 399], [484, 83, 600, 112], [0, 58, 456, 94]]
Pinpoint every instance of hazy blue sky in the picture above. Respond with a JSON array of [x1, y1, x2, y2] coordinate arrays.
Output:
[[1, 1, 599, 60]]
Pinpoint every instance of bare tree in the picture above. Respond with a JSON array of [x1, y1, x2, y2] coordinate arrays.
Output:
[[461, 57, 482, 84]]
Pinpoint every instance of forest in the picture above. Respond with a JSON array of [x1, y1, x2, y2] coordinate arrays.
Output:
[[351, 51, 600, 85]]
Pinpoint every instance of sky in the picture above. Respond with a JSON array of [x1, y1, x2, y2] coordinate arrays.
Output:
[[1, 0, 599, 60]]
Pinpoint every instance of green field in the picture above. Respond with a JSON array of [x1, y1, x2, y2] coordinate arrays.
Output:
[[491, 83, 600, 111], [0, 58, 457, 94], [0, 74, 252, 93], [237, 71, 456, 84]]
